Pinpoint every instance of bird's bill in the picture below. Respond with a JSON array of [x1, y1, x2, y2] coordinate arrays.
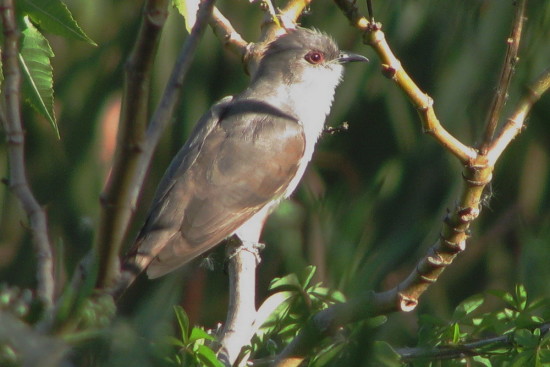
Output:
[[338, 52, 369, 64]]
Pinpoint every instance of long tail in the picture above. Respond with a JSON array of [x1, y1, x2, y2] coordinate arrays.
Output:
[[108, 243, 155, 300]]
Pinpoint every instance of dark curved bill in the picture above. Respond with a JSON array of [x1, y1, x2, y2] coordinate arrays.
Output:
[[338, 52, 369, 64]]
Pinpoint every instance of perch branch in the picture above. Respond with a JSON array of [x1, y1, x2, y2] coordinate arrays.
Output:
[[0, 0, 54, 308], [481, 0, 526, 149], [217, 238, 259, 366], [207, 2, 316, 363], [95, 0, 169, 289]]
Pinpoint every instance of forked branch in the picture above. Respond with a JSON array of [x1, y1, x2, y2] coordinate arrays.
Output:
[[271, 0, 548, 365]]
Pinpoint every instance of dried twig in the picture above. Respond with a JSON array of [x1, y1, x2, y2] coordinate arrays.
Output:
[[0, 0, 54, 308], [481, 0, 526, 149]]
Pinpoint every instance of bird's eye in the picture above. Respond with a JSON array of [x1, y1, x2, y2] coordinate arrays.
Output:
[[304, 51, 324, 64]]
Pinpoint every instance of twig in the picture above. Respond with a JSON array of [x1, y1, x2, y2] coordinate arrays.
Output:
[[218, 238, 260, 366], [398, 322, 550, 363], [362, 22, 478, 164], [0, 0, 54, 308], [481, 0, 526, 150], [95, 0, 169, 289], [486, 67, 550, 166], [210, 7, 249, 60]]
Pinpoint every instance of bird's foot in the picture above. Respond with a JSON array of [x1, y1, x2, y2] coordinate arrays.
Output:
[[227, 240, 264, 265]]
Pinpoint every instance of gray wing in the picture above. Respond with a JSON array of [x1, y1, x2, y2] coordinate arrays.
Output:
[[128, 98, 306, 278]]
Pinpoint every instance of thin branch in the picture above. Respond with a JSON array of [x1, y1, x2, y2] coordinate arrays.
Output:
[[362, 22, 478, 164], [217, 238, 260, 366], [481, 0, 526, 150], [95, 0, 169, 289], [210, 7, 249, 60], [0, 0, 54, 308], [278, 0, 312, 28], [486, 67, 550, 166], [398, 322, 550, 363]]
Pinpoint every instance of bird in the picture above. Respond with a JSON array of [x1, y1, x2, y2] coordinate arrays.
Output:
[[118, 28, 368, 291]]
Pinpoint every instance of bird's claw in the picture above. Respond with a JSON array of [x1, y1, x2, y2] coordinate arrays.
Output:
[[227, 240, 264, 265]]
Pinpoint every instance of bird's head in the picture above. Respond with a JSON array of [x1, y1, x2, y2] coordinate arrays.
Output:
[[254, 28, 368, 87], [250, 28, 368, 124]]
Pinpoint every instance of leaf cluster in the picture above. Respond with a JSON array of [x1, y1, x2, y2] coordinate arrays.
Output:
[[373, 284, 550, 367]]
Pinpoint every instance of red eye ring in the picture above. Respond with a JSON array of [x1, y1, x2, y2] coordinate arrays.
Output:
[[304, 50, 324, 64]]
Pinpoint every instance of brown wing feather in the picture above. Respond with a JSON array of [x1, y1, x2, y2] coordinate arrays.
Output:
[[130, 99, 305, 278]]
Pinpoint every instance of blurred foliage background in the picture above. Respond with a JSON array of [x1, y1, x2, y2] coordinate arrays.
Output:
[[1, 0, 549, 365]]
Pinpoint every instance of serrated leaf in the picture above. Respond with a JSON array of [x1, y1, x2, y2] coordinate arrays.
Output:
[[173, 0, 201, 33], [19, 0, 96, 45], [19, 16, 58, 137]]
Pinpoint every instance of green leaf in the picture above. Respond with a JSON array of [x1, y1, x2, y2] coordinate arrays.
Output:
[[188, 327, 214, 344], [255, 291, 294, 332], [514, 329, 539, 348], [173, 306, 189, 343], [539, 349, 550, 363], [19, 0, 96, 45], [452, 294, 484, 321], [310, 341, 346, 367], [472, 355, 492, 367], [364, 315, 388, 328], [195, 345, 224, 367], [511, 350, 536, 367], [19, 16, 58, 137], [173, 0, 201, 33], [164, 336, 185, 347], [269, 273, 301, 292], [488, 290, 515, 307], [514, 284, 528, 311], [300, 265, 317, 288], [371, 341, 402, 366]]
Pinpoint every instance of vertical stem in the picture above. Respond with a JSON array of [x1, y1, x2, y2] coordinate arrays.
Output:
[[481, 0, 526, 150], [95, 0, 169, 289], [0, 0, 54, 307]]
